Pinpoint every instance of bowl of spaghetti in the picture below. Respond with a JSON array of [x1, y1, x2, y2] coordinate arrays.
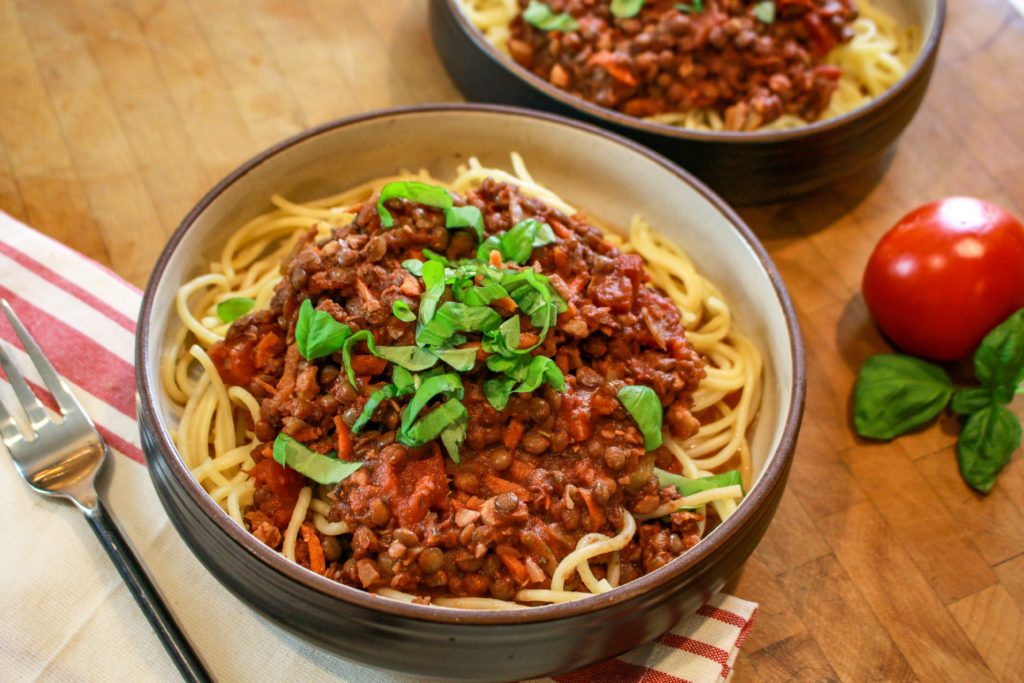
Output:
[[430, 0, 945, 205], [136, 104, 804, 680]]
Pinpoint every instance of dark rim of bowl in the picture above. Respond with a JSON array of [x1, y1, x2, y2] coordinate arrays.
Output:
[[440, 0, 946, 144], [136, 103, 806, 626]]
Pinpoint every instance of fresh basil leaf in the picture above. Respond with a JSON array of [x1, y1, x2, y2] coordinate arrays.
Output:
[[752, 0, 775, 23], [476, 219, 556, 265], [487, 353, 532, 382], [957, 403, 1022, 493], [434, 347, 478, 372], [216, 297, 255, 324], [477, 234, 502, 260], [392, 300, 416, 323], [656, 468, 743, 496], [516, 356, 565, 394], [973, 308, 1024, 404], [392, 366, 415, 394], [460, 281, 509, 307], [403, 398, 468, 458], [342, 330, 377, 387], [377, 181, 453, 228], [374, 344, 439, 371], [484, 377, 518, 410], [272, 433, 361, 485], [611, 0, 645, 18], [421, 248, 452, 265], [402, 259, 424, 277], [353, 367, 417, 433], [295, 299, 353, 360], [675, 0, 703, 12], [440, 413, 469, 464], [444, 205, 485, 243], [618, 384, 663, 451], [399, 373, 465, 435], [951, 387, 993, 415], [853, 354, 953, 440], [418, 260, 446, 326], [483, 315, 522, 356], [523, 0, 579, 31], [416, 302, 502, 347]]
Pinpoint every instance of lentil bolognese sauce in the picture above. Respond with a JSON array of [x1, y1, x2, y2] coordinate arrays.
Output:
[[459, 0, 918, 131], [166, 156, 760, 607]]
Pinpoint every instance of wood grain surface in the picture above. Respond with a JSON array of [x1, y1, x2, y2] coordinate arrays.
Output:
[[2, 0, 1022, 680]]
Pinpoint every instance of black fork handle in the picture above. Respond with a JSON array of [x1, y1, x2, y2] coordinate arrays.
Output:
[[85, 501, 212, 683]]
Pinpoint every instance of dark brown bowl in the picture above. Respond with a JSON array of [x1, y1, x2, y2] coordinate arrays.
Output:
[[429, 0, 945, 206], [136, 104, 805, 681]]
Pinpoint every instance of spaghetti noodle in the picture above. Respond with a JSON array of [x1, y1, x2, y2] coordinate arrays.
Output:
[[164, 155, 761, 607]]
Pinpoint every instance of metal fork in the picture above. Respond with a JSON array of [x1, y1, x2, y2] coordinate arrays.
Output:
[[0, 299, 210, 682]]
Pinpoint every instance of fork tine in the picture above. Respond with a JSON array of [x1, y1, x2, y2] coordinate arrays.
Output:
[[0, 300, 83, 418], [0, 384, 26, 444], [0, 336, 50, 432]]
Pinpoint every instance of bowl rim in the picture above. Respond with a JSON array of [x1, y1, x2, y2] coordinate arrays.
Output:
[[439, 0, 947, 144], [136, 102, 806, 626]]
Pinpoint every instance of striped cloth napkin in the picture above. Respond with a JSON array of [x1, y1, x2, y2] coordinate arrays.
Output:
[[0, 212, 757, 683]]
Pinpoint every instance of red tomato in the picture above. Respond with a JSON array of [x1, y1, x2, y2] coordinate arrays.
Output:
[[862, 197, 1024, 361]]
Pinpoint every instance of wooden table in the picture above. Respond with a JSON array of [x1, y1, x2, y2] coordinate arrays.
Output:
[[2, 0, 1023, 680]]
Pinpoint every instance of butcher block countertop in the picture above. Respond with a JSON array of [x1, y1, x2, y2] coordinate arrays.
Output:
[[2, 0, 1023, 680]]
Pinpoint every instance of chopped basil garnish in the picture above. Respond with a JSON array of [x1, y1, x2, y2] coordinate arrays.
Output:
[[483, 377, 519, 411], [378, 181, 452, 228], [417, 302, 503, 348], [434, 347, 479, 372], [216, 297, 255, 324], [618, 384, 663, 451], [443, 205, 486, 243], [272, 433, 361, 485], [395, 373, 469, 461], [352, 366, 416, 433], [374, 344, 440, 372], [753, 0, 775, 23], [611, 0, 645, 18], [402, 259, 424, 277], [342, 330, 377, 387], [392, 300, 416, 323], [516, 356, 565, 394], [295, 299, 352, 360], [675, 0, 703, 13], [418, 260, 446, 327], [477, 218, 556, 265], [655, 467, 743, 498], [523, 0, 579, 32]]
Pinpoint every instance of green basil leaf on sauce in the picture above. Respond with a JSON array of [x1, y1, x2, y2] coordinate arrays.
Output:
[[416, 302, 503, 348], [399, 373, 465, 435], [392, 300, 417, 323], [484, 377, 519, 410], [352, 367, 417, 434], [402, 259, 424, 277], [523, 1, 579, 32], [272, 433, 361, 485], [459, 281, 509, 307], [216, 297, 255, 324], [477, 234, 503, 260], [374, 345, 440, 372], [853, 354, 953, 440], [392, 365, 415, 394], [295, 298, 353, 360], [617, 384, 663, 451], [403, 398, 469, 462], [611, 0, 645, 18], [957, 403, 1022, 493], [675, 0, 703, 13], [476, 219, 555, 265], [515, 356, 565, 394], [421, 248, 452, 265], [377, 181, 453, 228], [418, 260, 447, 327], [656, 467, 743, 496], [342, 329, 377, 387], [487, 353, 533, 382], [973, 308, 1024, 404], [440, 412, 469, 464], [483, 315, 522, 356], [434, 347, 479, 372], [444, 205, 486, 243], [752, 0, 775, 23]]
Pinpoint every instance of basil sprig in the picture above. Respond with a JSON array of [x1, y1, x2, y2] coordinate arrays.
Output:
[[392, 300, 416, 322], [376, 181, 484, 242], [853, 307, 1024, 493], [217, 297, 255, 323], [523, 0, 579, 32], [752, 0, 775, 23], [295, 299, 352, 360], [656, 467, 744, 497], [272, 433, 362, 485], [611, 0, 645, 18], [618, 384, 663, 451], [675, 0, 703, 13], [477, 218, 556, 265], [395, 373, 468, 462]]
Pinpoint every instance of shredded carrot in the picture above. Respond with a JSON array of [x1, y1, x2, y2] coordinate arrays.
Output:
[[334, 415, 354, 461], [496, 549, 530, 584], [587, 51, 637, 86], [300, 523, 326, 575], [489, 249, 503, 268], [485, 473, 533, 502], [580, 489, 605, 532], [504, 418, 525, 450]]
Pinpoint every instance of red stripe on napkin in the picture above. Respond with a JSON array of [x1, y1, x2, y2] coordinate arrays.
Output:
[[0, 241, 137, 332], [554, 657, 693, 683], [0, 286, 136, 418], [696, 604, 750, 629], [656, 633, 730, 667]]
